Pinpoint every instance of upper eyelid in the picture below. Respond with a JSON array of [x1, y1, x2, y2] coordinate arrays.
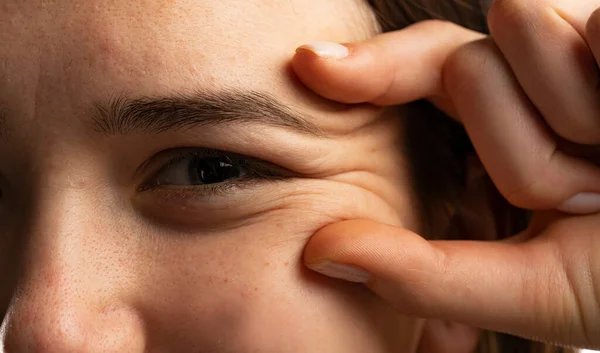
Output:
[[135, 147, 214, 180]]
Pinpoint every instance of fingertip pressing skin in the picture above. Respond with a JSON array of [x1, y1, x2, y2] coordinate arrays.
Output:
[[296, 42, 350, 59], [293, 41, 393, 104], [292, 21, 486, 109], [302, 220, 362, 265], [307, 211, 600, 348], [303, 218, 586, 346], [303, 219, 432, 284]]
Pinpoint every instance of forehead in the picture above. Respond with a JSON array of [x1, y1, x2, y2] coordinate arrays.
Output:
[[1, 0, 374, 56], [0, 0, 376, 123]]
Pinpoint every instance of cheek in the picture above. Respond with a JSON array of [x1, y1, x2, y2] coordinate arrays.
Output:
[[132, 196, 404, 351]]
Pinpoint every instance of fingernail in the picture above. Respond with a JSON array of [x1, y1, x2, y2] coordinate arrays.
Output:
[[307, 261, 371, 283], [557, 193, 600, 214], [296, 42, 349, 59]]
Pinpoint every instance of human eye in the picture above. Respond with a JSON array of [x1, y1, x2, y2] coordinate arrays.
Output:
[[139, 147, 291, 196]]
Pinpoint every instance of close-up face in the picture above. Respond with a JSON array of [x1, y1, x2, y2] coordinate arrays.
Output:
[[0, 0, 426, 351]]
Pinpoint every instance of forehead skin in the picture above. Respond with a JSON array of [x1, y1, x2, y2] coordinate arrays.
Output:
[[0, 1, 424, 352], [0, 0, 377, 131]]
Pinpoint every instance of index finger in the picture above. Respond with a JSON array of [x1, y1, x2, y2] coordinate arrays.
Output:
[[291, 20, 485, 106]]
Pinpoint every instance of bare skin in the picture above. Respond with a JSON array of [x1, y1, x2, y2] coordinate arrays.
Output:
[[0, 0, 480, 352]]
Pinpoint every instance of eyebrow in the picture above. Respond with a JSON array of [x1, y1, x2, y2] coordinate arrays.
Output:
[[91, 90, 325, 137]]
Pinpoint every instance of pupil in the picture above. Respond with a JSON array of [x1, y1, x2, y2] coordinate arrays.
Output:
[[190, 157, 241, 185]]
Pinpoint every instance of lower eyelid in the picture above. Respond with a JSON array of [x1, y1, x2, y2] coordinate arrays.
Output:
[[132, 181, 289, 229], [138, 175, 277, 200]]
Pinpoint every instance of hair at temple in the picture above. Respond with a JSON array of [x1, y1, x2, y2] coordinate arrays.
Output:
[[366, 1, 573, 352]]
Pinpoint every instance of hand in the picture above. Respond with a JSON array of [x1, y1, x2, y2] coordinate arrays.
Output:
[[293, 1, 600, 349]]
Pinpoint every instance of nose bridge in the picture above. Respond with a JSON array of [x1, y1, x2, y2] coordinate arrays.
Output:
[[10, 105, 115, 298], [1, 177, 146, 352], [19, 180, 99, 295], [18, 149, 123, 279], [11, 181, 109, 320]]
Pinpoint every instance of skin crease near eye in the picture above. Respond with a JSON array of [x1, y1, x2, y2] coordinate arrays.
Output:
[[0, 0, 447, 352]]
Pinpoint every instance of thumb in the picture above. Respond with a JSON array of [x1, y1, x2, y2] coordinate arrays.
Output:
[[303, 219, 590, 348], [291, 20, 484, 107]]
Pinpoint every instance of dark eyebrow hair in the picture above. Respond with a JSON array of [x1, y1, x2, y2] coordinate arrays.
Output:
[[91, 90, 325, 137]]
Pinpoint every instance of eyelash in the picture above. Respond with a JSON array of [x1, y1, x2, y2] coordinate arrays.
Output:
[[138, 148, 291, 197]]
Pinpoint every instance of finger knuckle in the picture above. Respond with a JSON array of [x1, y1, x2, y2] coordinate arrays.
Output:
[[442, 39, 495, 96], [503, 182, 541, 208], [487, 0, 534, 39], [502, 171, 555, 208]]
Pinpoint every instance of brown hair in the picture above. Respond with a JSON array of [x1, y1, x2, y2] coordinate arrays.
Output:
[[366, 1, 575, 352]]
